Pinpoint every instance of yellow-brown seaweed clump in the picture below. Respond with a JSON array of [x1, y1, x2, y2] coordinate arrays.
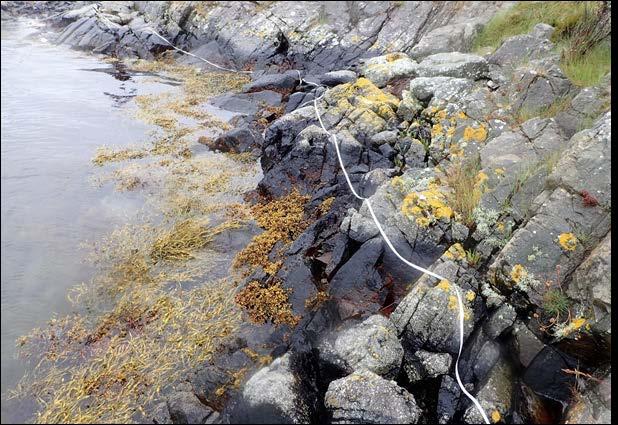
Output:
[[233, 189, 309, 276], [234, 280, 300, 327]]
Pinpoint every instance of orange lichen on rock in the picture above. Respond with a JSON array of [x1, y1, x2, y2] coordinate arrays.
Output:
[[401, 180, 454, 227], [510, 264, 527, 283], [463, 124, 488, 142], [558, 232, 578, 251], [444, 243, 466, 261]]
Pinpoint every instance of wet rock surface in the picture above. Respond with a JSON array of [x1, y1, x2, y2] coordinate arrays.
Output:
[[5, 2, 612, 424]]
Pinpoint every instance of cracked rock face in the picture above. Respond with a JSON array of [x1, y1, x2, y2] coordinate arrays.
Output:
[[325, 370, 421, 424], [318, 314, 404, 378], [360, 52, 418, 88], [416, 52, 489, 80], [391, 278, 477, 355]]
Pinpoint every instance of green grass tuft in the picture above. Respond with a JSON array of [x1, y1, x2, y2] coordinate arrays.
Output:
[[474, 1, 611, 87], [561, 42, 612, 87], [543, 289, 572, 316]]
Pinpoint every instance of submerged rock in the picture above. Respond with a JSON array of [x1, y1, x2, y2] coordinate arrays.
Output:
[[167, 392, 220, 424], [325, 370, 421, 424]]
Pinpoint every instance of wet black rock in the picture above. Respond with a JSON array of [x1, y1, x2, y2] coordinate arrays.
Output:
[[211, 126, 264, 154], [522, 346, 577, 406], [167, 391, 220, 424], [243, 71, 299, 93]]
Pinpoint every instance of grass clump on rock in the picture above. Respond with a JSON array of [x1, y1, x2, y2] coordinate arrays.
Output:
[[543, 289, 572, 317], [442, 157, 486, 227], [474, 1, 611, 86]]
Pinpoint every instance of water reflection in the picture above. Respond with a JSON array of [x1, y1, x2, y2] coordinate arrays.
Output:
[[0, 18, 177, 422]]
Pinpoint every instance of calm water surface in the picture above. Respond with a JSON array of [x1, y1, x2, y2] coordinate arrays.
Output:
[[0, 18, 178, 421]]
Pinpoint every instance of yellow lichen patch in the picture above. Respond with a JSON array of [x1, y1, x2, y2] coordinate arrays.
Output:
[[463, 124, 488, 142], [475, 170, 489, 189], [415, 216, 431, 227], [437, 280, 451, 291], [233, 189, 309, 275], [385, 52, 407, 62], [401, 181, 453, 226], [448, 295, 471, 320], [496, 222, 505, 232], [327, 77, 400, 121], [305, 290, 329, 311], [434, 205, 454, 220], [465, 291, 476, 302], [234, 281, 300, 327], [510, 264, 527, 283], [391, 175, 405, 190], [444, 243, 466, 261], [491, 410, 502, 423], [457, 111, 468, 120], [557, 317, 588, 337], [431, 122, 444, 137], [435, 109, 447, 120], [558, 232, 578, 251], [449, 142, 464, 158], [494, 167, 506, 177], [446, 126, 456, 137]]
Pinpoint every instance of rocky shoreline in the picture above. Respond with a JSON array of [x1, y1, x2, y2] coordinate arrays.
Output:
[[2, 1, 611, 424]]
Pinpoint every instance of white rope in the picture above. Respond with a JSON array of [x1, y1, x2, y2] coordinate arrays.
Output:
[[298, 71, 491, 425], [150, 31, 253, 74], [78, 16, 489, 421]]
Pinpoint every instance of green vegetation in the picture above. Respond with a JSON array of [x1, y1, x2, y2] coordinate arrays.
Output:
[[515, 95, 573, 123], [442, 156, 485, 227], [465, 249, 482, 267], [474, 1, 611, 86], [543, 288, 572, 316], [560, 42, 611, 87]]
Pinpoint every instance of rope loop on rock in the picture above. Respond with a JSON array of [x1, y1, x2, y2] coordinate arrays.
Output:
[[79, 15, 490, 422], [299, 70, 490, 425]]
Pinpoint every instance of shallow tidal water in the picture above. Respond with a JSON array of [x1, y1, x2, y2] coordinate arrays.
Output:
[[0, 18, 185, 422]]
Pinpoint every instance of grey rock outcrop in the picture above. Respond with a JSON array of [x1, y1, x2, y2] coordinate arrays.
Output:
[[416, 52, 489, 80], [318, 314, 403, 379], [325, 370, 421, 424]]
